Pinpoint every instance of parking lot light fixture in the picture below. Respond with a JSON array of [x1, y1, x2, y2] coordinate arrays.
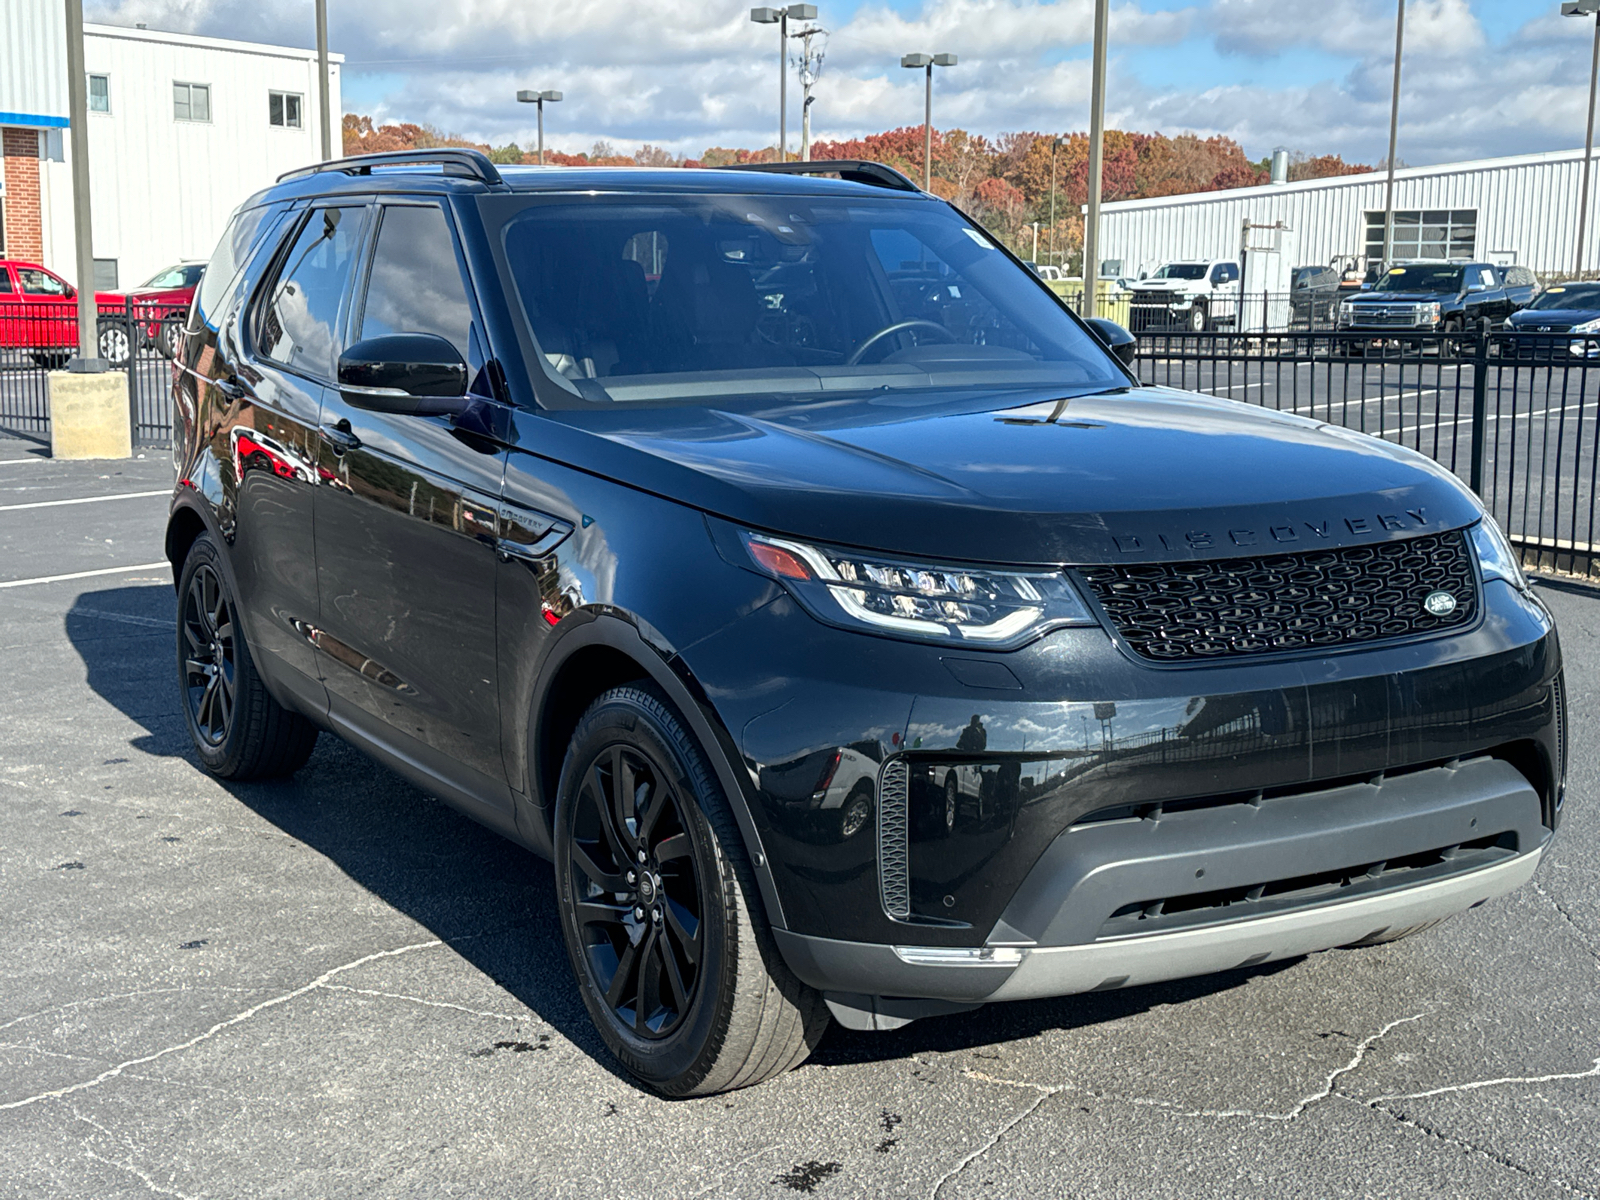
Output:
[[1565, 0, 1600, 273], [516, 89, 562, 165], [901, 52, 956, 189], [754, 5, 817, 163]]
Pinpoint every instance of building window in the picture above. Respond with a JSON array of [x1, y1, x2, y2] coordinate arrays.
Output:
[[93, 259, 119, 290], [88, 74, 110, 113], [1365, 209, 1476, 263], [173, 82, 211, 122], [269, 91, 303, 129]]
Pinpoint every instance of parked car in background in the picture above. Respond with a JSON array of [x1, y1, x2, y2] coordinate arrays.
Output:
[[1337, 261, 1536, 344], [1290, 264, 1342, 326], [1506, 280, 1600, 359], [1499, 264, 1542, 312], [127, 261, 205, 357], [1127, 259, 1241, 331], [0, 259, 133, 366]]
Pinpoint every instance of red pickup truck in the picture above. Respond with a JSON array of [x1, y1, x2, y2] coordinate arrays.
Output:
[[0, 259, 200, 367]]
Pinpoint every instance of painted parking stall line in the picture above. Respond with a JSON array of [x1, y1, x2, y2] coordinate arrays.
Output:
[[0, 490, 170, 513], [0, 562, 171, 590]]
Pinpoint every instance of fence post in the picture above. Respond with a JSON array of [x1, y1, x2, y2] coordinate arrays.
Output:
[[125, 296, 139, 442], [1468, 317, 1490, 495]]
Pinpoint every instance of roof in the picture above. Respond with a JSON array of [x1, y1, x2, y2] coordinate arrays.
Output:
[[84, 21, 346, 64], [1101, 144, 1595, 215]]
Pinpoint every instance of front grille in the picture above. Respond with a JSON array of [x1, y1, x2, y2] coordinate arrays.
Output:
[[1078, 532, 1478, 662], [1346, 305, 1422, 328]]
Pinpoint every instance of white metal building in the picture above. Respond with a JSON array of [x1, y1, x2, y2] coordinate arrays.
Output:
[[1098, 147, 1598, 279], [1, 2, 341, 290]]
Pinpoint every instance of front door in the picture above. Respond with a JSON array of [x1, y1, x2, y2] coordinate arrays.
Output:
[[311, 198, 511, 800]]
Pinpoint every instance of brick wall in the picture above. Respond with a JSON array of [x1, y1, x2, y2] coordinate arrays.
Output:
[[2, 128, 44, 263]]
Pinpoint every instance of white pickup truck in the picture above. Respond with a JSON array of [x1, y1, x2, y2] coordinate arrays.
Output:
[[1127, 260, 1241, 331]]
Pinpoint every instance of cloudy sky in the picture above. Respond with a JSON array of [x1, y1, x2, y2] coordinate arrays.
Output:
[[86, 0, 1590, 167]]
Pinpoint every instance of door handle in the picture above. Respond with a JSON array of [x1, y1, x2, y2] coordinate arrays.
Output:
[[215, 376, 244, 401], [321, 420, 361, 454]]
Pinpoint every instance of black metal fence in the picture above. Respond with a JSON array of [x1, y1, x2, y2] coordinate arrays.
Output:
[[1134, 326, 1600, 582], [1055, 287, 1345, 333], [0, 299, 181, 449]]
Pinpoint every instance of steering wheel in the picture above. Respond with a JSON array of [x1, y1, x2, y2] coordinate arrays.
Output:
[[845, 319, 957, 366]]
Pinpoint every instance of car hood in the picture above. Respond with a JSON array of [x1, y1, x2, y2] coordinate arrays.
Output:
[[537, 386, 1482, 565], [1510, 308, 1598, 326], [1132, 278, 1206, 291]]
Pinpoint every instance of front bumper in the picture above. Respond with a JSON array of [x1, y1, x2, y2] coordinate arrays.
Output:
[[774, 755, 1548, 1004]]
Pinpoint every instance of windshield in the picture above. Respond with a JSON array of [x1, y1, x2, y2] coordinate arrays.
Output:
[[140, 264, 203, 289], [1530, 283, 1600, 310], [1148, 264, 1208, 281], [491, 193, 1123, 403], [1373, 265, 1465, 293]]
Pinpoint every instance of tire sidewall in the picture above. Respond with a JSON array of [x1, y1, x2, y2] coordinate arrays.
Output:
[[176, 534, 259, 777], [552, 690, 736, 1092]]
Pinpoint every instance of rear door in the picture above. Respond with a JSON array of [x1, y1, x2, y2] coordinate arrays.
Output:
[[0, 265, 18, 348], [14, 265, 76, 350], [311, 197, 512, 807]]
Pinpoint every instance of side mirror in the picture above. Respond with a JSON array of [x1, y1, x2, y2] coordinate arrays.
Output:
[[1083, 317, 1137, 368], [337, 334, 469, 416]]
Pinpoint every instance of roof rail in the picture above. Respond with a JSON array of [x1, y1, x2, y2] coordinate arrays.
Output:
[[715, 160, 921, 193], [277, 148, 504, 187]]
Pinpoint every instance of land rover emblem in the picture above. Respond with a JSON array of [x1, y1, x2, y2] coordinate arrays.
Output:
[[1423, 590, 1458, 616]]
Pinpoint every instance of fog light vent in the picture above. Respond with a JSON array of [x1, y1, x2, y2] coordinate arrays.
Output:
[[878, 758, 911, 919]]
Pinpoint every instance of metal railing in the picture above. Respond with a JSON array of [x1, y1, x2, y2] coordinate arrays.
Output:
[[0, 298, 181, 448], [1134, 324, 1600, 582]]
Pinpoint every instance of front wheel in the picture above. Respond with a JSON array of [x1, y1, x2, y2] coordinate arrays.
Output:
[[554, 686, 828, 1096], [177, 534, 318, 779]]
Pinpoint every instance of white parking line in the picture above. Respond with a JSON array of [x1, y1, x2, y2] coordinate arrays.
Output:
[[0, 562, 170, 590], [0, 490, 169, 512]]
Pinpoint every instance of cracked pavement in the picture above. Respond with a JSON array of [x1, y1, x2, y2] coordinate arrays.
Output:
[[2, 449, 1598, 1199]]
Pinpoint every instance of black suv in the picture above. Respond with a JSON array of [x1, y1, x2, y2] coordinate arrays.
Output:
[[1338, 261, 1539, 336], [167, 151, 1565, 1096]]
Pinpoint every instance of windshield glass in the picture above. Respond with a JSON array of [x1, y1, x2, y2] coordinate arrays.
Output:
[[1530, 283, 1600, 310], [491, 193, 1123, 403], [1374, 265, 1465, 293], [140, 264, 203, 289], [1148, 264, 1207, 281]]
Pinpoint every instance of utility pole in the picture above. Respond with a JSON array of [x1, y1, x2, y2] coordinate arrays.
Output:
[[1381, 0, 1406, 267], [1564, 2, 1600, 274], [1031, 222, 1040, 263], [1048, 137, 1060, 265], [63, 0, 100, 368], [1082, 0, 1109, 318], [316, 0, 332, 160], [795, 24, 826, 161]]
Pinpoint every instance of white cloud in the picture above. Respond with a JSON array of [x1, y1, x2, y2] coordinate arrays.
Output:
[[82, 0, 1600, 167]]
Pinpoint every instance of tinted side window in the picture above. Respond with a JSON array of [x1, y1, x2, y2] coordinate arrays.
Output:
[[257, 206, 363, 380], [357, 203, 474, 362], [0, 271, 11, 294], [193, 202, 287, 332], [18, 269, 70, 296]]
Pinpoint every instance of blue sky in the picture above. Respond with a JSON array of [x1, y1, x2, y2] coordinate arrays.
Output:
[[91, 0, 1591, 168]]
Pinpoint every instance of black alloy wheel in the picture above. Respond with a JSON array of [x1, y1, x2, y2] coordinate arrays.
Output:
[[175, 534, 319, 779], [567, 742, 705, 1040], [944, 771, 959, 831], [555, 686, 827, 1096], [182, 563, 236, 746]]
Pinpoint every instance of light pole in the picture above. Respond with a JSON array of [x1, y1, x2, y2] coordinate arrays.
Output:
[[63, 0, 100, 368], [1082, 0, 1109, 318], [516, 89, 562, 164], [1381, 0, 1406, 268], [901, 52, 956, 190], [1565, 1, 1600, 274], [316, 0, 332, 160], [751, 5, 816, 163]]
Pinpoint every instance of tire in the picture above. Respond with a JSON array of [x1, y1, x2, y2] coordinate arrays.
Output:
[[944, 771, 959, 832], [553, 685, 828, 1096], [96, 319, 131, 366], [838, 781, 873, 840], [1187, 304, 1208, 333], [158, 315, 186, 360], [177, 534, 318, 780], [1344, 918, 1447, 948]]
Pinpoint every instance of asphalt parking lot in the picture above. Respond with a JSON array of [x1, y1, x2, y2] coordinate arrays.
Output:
[[2, 442, 1599, 1199]]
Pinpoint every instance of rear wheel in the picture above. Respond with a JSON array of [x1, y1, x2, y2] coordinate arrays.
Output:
[[96, 320, 131, 366], [177, 534, 318, 779], [554, 685, 827, 1096], [158, 315, 186, 360], [1187, 304, 1209, 332]]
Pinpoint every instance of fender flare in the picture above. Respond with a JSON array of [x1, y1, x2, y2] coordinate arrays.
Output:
[[528, 610, 789, 931]]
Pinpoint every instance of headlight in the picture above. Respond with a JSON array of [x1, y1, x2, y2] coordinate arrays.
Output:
[[742, 532, 1099, 648], [1470, 516, 1527, 592], [1416, 302, 1441, 324], [1572, 317, 1600, 334]]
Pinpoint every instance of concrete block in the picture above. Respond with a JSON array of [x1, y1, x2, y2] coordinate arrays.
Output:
[[47, 369, 131, 460]]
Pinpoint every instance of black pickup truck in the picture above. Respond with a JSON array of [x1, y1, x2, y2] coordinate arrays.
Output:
[[1337, 262, 1539, 338]]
